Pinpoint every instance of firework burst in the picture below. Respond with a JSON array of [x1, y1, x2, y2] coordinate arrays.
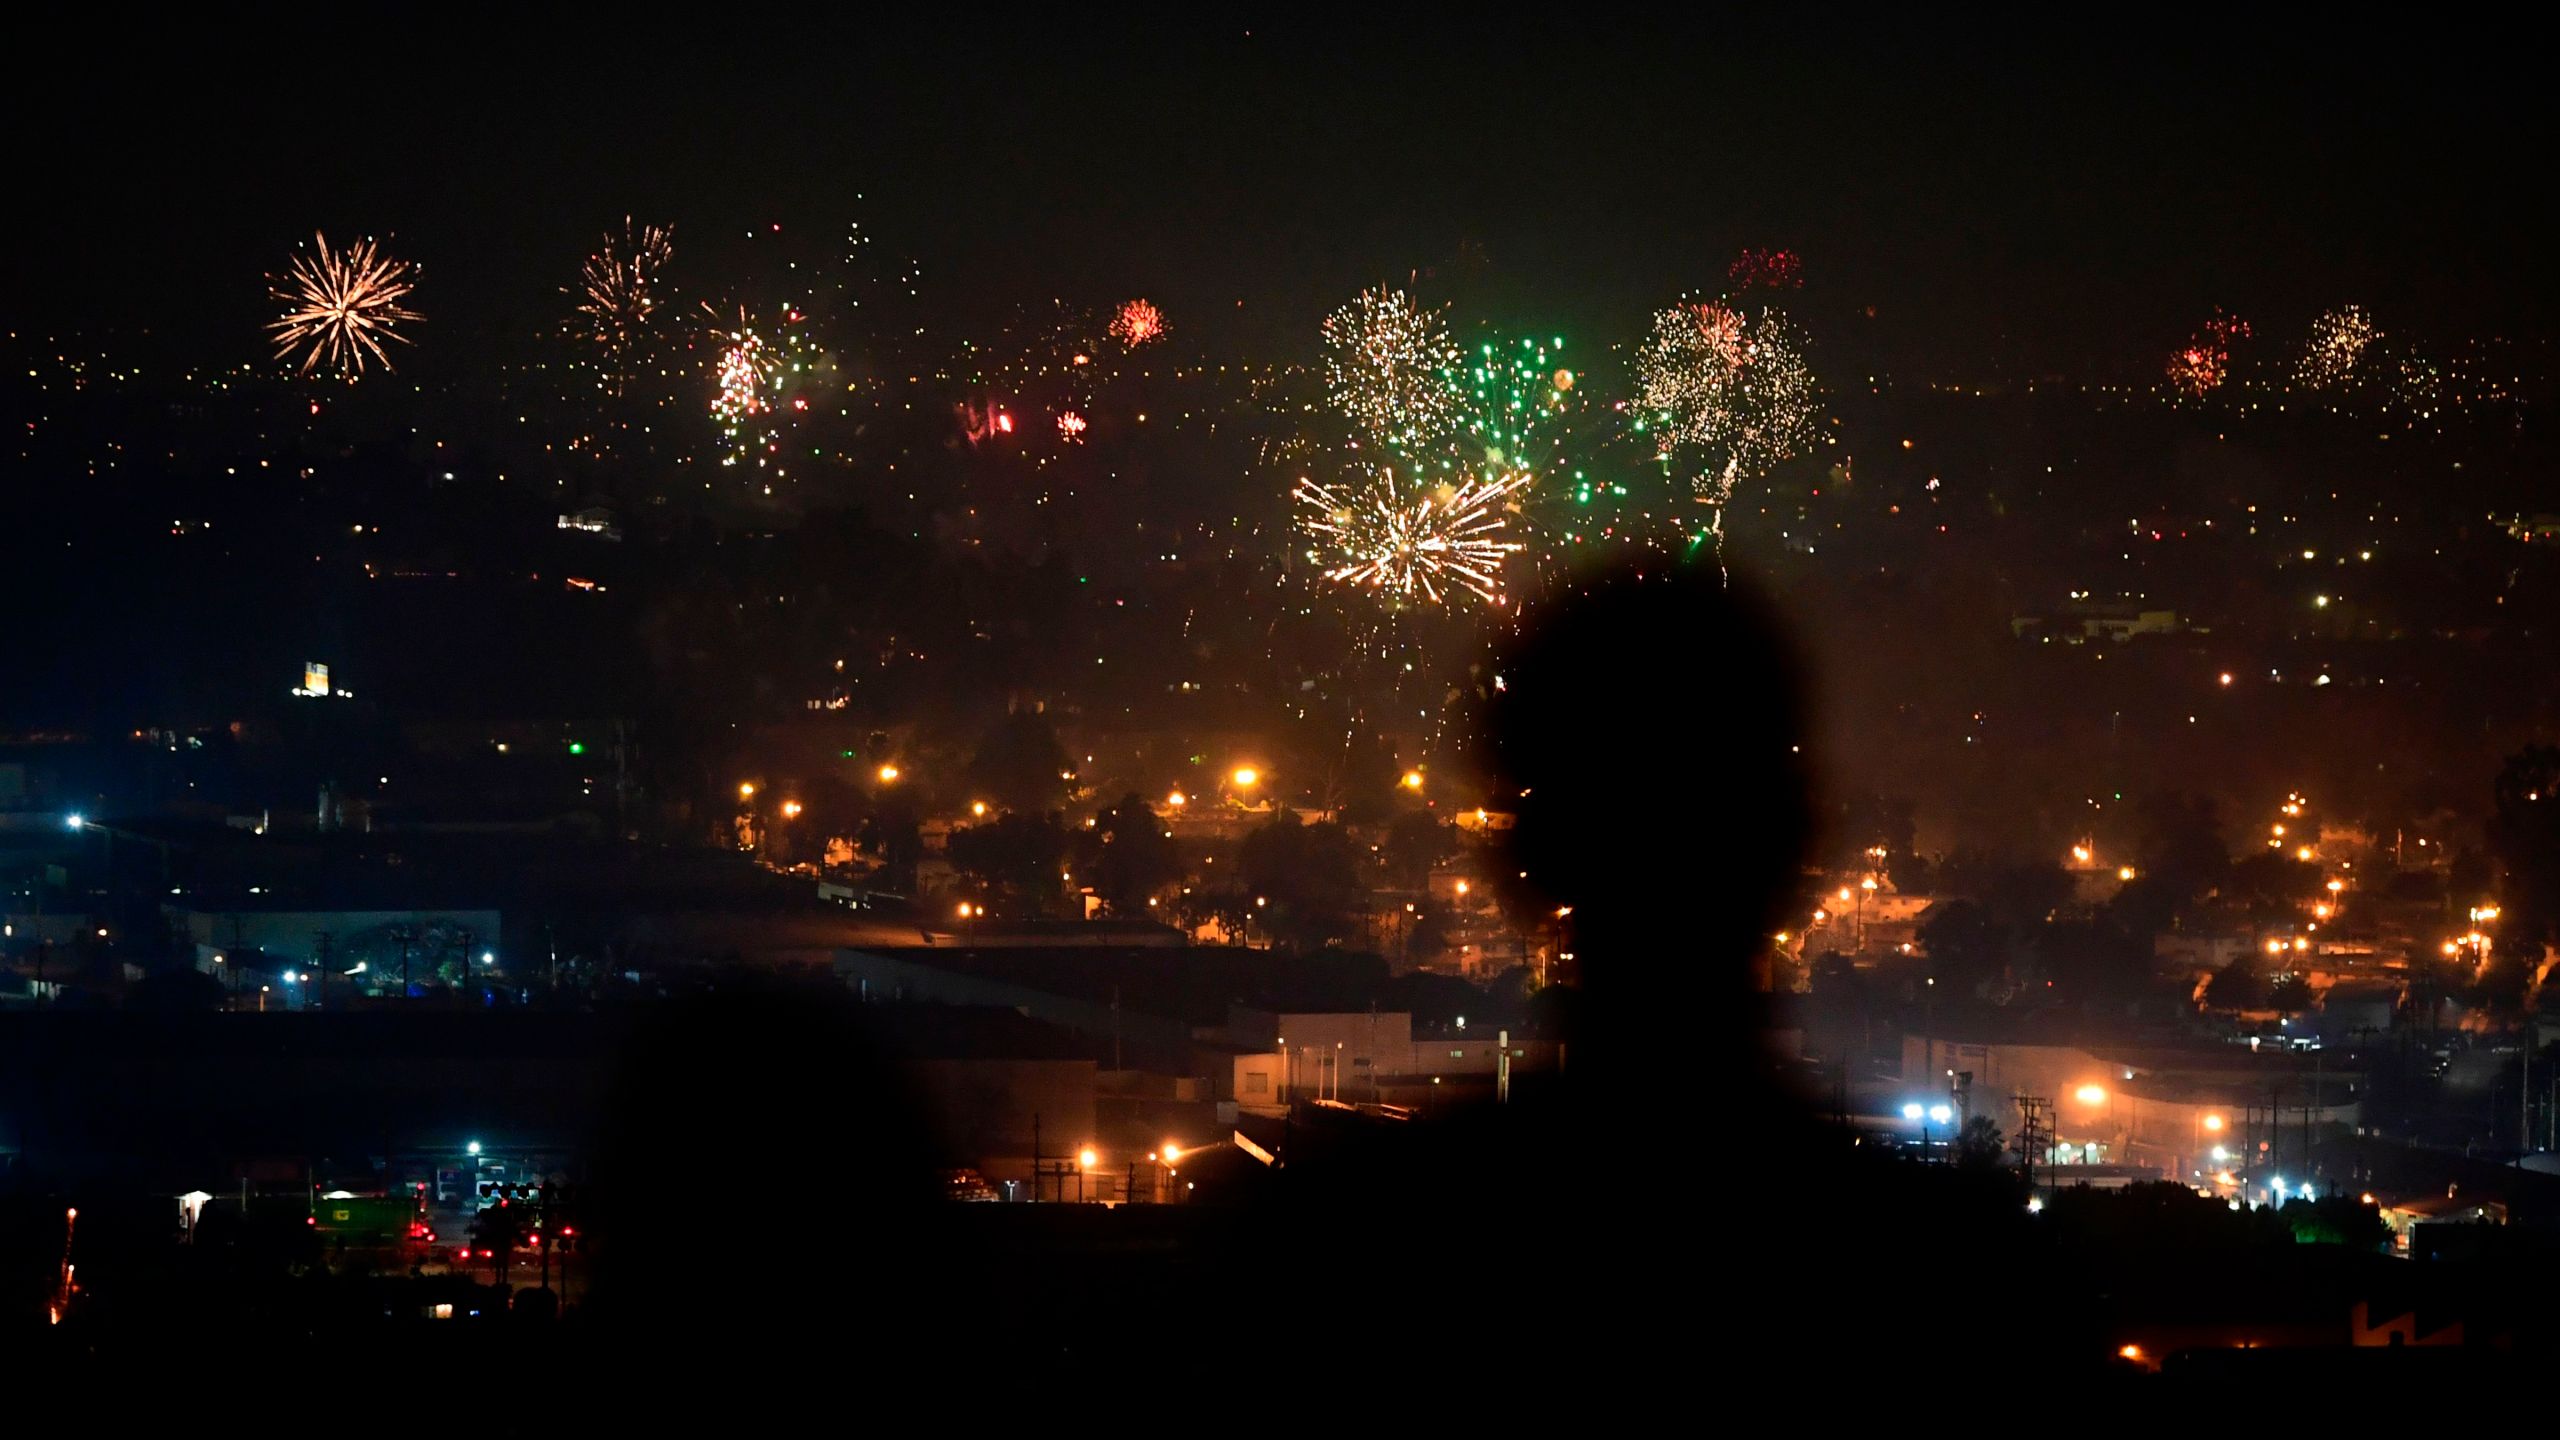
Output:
[[700, 302, 819, 469], [1294, 463, 1528, 607], [1108, 299, 1166, 348], [1320, 287, 1463, 451], [266, 232, 423, 377], [571, 219, 672, 391], [2167, 310, 2251, 398], [2296, 305, 2379, 391], [1633, 299, 1818, 505], [1727, 248, 1804, 291], [1457, 334, 1574, 474]]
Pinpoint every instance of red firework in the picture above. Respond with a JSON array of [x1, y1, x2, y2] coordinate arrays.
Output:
[[1057, 411, 1088, 442], [2167, 309, 2252, 397], [1108, 299, 1166, 348], [1728, 248, 1803, 291]]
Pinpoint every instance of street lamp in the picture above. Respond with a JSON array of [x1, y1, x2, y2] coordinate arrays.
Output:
[[738, 782, 756, 800], [1401, 771, 1424, 791], [876, 764, 900, 784], [1231, 766, 1260, 789], [2075, 1084, 2107, 1105], [780, 800, 803, 819]]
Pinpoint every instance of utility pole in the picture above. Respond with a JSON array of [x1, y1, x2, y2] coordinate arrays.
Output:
[[313, 931, 332, 1010], [2017, 1095, 2052, 1199]]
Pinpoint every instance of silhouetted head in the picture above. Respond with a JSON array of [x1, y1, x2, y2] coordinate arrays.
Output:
[[1493, 567, 1812, 1097]]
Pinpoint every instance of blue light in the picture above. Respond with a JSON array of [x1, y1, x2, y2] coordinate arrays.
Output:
[[1901, 1103, 1924, 1120], [65, 813, 84, 831]]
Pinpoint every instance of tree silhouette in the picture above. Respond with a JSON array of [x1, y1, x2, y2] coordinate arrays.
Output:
[[1238, 809, 1362, 950], [2266, 972, 2312, 1012], [1954, 1114, 2007, 1171], [966, 710, 1073, 814], [2491, 747, 2560, 959], [948, 812, 1070, 907], [2204, 960, 2267, 1011], [1380, 810, 1456, 890], [1086, 792, 1180, 915]]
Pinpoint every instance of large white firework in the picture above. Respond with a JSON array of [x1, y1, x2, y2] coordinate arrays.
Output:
[[1294, 463, 1528, 607], [1320, 287, 1463, 451], [1634, 300, 1817, 504], [267, 232, 423, 376], [2296, 305, 2380, 391]]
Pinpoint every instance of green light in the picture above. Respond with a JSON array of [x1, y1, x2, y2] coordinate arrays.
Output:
[[568, 742, 585, 755]]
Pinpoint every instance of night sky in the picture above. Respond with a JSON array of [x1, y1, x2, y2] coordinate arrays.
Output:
[[14, 14, 2551, 373]]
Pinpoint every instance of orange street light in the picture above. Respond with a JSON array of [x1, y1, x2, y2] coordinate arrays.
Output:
[[876, 764, 900, 783], [2075, 1084, 2107, 1105], [1231, 766, 1260, 788], [780, 800, 803, 819], [738, 782, 756, 799]]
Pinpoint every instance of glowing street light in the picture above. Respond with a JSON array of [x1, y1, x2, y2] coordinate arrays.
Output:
[[1230, 766, 1260, 789], [972, 801, 988, 817], [780, 800, 803, 819], [1401, 771, 1424, 790], [1165, 791, 1186, 808], [2074, 1084, 2107, 1105], [1077, 1147, 1098, 1170], [2202, 1113, 2225, 1132], [2117, 866, 2137, 882], [876, 764, 900, 784], [737, 783, 756, 800]]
